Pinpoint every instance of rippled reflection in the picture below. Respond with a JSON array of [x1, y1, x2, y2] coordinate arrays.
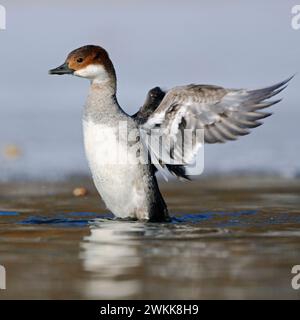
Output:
[[80, 221, 143, 298], [78, 215, 300, 299], [79, 219, 235, 299]]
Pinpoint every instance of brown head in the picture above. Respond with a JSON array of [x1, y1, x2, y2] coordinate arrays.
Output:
[[49, 45, 116, 85]]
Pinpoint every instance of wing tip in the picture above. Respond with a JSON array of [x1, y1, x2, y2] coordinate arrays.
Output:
[[273, 74, 295, 89]]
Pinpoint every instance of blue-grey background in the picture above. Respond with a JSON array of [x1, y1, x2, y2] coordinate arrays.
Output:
[[0, 0, 299, 180]]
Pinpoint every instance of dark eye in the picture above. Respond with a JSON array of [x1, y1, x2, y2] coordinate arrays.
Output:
[[77, 58, 83, 63]]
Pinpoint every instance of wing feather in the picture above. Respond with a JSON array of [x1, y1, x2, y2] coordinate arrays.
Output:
[[139, 76, 293, 174]]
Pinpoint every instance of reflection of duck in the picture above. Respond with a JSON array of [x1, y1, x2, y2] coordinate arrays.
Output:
[[78, 220, 244, 299], [80, 221, 142, 299], [49, 45, 292, 222]]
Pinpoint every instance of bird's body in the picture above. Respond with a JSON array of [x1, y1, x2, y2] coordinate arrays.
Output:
[[82, 82, 168, 221], [49, 45, 292, 222]]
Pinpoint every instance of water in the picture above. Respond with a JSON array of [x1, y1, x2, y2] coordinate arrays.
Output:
[[0, 0, 300, 180], [1, 177, 300, 299]]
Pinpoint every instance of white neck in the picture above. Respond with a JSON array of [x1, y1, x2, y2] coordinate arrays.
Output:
[[74, 64, 116, 89]]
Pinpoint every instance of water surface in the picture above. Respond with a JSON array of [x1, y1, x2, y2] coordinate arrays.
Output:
[[0, 177, 300, 299]]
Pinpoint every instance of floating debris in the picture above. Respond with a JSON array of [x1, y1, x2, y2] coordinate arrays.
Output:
[[3, 144, 22, 159], [73, 187, 88, 197]]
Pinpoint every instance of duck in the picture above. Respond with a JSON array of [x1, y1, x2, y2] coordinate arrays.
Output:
[[49, 45, 292, 222]]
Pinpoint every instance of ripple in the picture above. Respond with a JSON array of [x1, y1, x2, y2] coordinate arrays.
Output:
[[0, 211, 20, 216]]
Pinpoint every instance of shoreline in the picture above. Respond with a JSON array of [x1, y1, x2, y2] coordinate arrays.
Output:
[[1, 174, 299, 194]]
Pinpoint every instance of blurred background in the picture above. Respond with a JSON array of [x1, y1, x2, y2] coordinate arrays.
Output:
[[0, 0, 299, 180]]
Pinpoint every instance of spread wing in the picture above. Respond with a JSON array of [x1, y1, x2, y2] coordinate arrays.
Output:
[[133, 87, 190, 180], [137, 77, 293, 175]]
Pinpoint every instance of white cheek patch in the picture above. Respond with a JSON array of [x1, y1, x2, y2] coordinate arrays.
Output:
[[74, 64, 109, 82]]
